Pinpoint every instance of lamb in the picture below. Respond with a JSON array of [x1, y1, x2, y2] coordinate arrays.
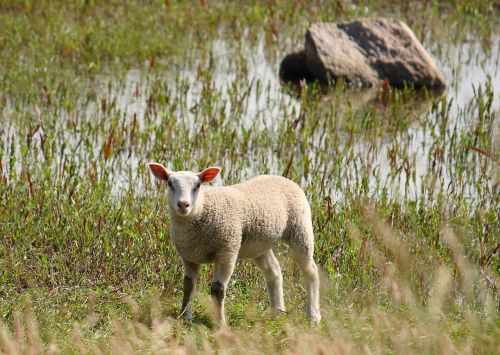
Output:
[[148, 163, 321, 325]]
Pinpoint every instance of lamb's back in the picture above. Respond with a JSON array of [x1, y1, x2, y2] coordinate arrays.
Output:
[[233, 175, 310, 256], [181, 175, 311, 261]]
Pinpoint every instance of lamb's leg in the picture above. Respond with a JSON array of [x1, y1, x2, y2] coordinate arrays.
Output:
[[289, 244, 321, 323], [254, 249, 285, 312], [211, 257, 236, 326], [180, 259, 200, 321]]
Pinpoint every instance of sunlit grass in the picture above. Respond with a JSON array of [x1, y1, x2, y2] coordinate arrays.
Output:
[[0, 0, 498, 353]]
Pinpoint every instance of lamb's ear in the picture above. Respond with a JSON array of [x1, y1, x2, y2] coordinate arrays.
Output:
[[148, 163, 172, 181], [198, 167, 220, 183]]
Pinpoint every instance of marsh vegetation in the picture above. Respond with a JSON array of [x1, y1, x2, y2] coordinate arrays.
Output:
[[0, 0, 499, 353]]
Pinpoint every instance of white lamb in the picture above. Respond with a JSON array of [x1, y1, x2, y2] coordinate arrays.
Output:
[[148, 163, 321, 325]]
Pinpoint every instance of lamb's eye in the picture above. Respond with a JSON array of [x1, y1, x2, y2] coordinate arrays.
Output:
[[168, 181, 175, 191], [194, 183, 201, 191]]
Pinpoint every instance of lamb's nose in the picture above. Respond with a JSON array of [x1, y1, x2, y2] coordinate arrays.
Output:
[[178, 201, 190, 209]]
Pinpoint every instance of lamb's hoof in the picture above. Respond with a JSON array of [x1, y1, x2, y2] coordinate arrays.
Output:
[[179, 307, 193, 324], [310, 314, 321, 324], [215, 321, 228, 329], [308, 309, 321, 324]]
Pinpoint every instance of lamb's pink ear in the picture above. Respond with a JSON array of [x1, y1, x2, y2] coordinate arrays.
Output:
[[198, 167, 220, 183], [148, 163, 172, 181]]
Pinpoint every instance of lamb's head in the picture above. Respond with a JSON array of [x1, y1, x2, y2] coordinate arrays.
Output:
[[148, 163, 220, 217]]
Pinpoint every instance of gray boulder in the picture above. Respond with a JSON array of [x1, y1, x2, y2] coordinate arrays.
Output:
[[281, 18, 446, 89]]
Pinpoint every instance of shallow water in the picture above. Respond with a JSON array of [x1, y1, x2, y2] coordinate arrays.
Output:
[[112, 34, 498, 202], [1, 32, 498, 209]]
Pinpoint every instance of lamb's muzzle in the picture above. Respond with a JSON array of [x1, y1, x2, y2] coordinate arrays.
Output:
[[148, 162, 321, 325]]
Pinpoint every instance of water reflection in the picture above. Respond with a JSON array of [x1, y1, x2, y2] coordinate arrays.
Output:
[[1, 33, 498, 206]]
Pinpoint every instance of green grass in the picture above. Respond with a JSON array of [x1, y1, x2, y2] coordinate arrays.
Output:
[[1, 0, 499, 353]]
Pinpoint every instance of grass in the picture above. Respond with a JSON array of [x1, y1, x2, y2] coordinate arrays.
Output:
[[1, 0, 499, 353]]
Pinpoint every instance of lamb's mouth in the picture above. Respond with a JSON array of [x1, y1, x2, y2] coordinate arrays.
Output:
[[176, 207, 191, 216]]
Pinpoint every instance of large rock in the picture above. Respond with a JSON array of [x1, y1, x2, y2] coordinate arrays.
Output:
[[281, 18, 446, 89], [279, 50, 315, 84]]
